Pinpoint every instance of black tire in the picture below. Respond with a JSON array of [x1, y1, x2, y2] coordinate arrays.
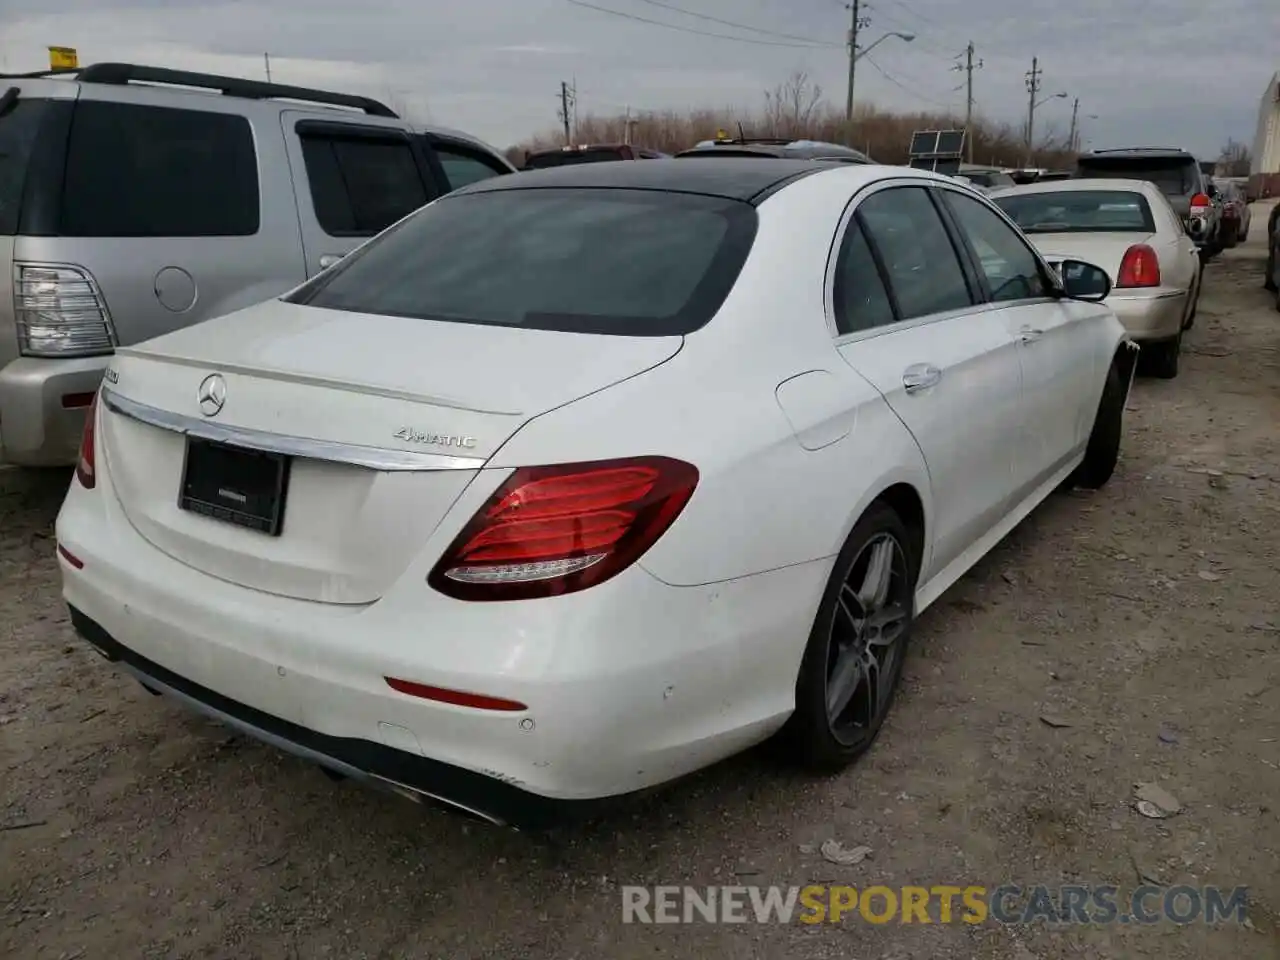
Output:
[[1265, 243, 1277, 292], [779, 502, 917, 770], [1073, 361, 1124, 489], [1146, 332, 1181, 380]]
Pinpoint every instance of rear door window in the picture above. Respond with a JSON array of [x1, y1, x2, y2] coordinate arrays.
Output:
[[299, 132, 431, 236], [429, 140, 511, 191], [288, 187, 757, 337], [60, 101, 259, 237], [0, 95, 51, 235], [856, 186, 974, 320]]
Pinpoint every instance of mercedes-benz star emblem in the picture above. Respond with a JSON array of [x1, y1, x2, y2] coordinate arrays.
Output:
[[197, 373, 227, 418]]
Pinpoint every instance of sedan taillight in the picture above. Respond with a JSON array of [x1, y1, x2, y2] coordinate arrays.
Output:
[[75, 391, 99, 489], [428, 456, 698, 601]]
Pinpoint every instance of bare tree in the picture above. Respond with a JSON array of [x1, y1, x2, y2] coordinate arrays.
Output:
[[763, 71, 823, 138], [1217, 138, 1251, 177]]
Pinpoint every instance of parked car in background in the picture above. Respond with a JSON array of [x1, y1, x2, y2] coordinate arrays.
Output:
[[957, 164, 1017, 189], [1035, 170, 1073, 182], [1215, 180, 1250, 246], [0, 63, 513, 467], [676, 137, 873, 163], [991, 178, 1200, 379], [57, 159, 1136, 828], [521, 143, 668, 169], [1073, 147, 1223, 261], [1267, 202, 1280, 310]]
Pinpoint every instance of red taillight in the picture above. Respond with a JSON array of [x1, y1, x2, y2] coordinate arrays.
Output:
[[428, 456, 699, 601], [75, 391, 98, 489], [1116, 244, 1161, 288], [1190, 192, 1211, 213]]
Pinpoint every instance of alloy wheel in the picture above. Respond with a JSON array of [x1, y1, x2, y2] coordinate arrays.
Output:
[[824, 532, 910, 747]]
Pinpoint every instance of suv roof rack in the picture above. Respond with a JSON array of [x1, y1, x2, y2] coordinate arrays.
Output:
[[0, 62, 397, 117]]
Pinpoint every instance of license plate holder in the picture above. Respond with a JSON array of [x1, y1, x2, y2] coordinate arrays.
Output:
[[179, 437, 290, 536]]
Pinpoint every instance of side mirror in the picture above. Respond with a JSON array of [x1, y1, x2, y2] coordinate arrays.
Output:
[[1058, 259, 1112, 302]]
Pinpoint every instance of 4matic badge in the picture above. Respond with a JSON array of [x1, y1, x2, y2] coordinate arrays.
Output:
[[393, 427, 477, 450]]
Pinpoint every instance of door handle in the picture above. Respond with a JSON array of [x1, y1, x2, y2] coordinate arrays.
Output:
[[902, 364, 942, 393], [318, 254, 345, 270], [1018, 326, 1044, 343]]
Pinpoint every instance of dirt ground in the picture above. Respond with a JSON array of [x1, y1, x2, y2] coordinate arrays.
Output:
[[2, 215, 1279, 960]]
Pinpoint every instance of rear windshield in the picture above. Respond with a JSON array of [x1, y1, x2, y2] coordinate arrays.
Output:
[[0, 95, 51, 235], [524, 148, 627, 168], [288, 187, 758, 336], [1077, 158, 1196, 196], [993, 190, 1157, 234]]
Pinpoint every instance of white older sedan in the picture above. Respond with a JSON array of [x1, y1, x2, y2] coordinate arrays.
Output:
[[989, 178, 1203, 379], [56, 160, 1137, 828]]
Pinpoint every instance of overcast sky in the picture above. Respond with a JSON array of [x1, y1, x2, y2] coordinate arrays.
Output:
[[3, 0, 1274, 156]]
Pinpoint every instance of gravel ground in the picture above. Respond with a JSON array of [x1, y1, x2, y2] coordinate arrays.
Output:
[[2, 217, 1279, 960]]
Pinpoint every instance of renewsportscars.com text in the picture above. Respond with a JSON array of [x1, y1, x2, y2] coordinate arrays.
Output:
[[621, 884, 1250, 926]]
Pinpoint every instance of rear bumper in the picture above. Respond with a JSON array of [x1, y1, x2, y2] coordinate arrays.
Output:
[[1106, 289, 1186, 342], [68, 606, 598, 828], [55, 452, 823, 826], [0, 355, 107, 466]]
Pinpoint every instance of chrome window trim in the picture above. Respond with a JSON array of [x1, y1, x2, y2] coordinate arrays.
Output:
[[100, 386, 485, 472]]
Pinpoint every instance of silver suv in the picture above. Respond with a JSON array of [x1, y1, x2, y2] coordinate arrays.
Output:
[[0, 63, 515, 466]]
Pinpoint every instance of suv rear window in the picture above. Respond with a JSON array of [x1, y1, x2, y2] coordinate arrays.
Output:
[[524, 147, 628, 168], [288, 188, 757, 336], [61, 101, 259, 237], [1076, 157, 1196, 197], [0, 96, 51, 236]]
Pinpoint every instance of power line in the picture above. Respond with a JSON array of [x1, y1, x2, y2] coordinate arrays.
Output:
[[861, 55, 954, 109], [631, 0, 835, 45], [564, 0, 840, 48]]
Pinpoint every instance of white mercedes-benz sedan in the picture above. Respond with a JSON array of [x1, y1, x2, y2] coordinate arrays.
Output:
[[56, 159, 1138, 828]]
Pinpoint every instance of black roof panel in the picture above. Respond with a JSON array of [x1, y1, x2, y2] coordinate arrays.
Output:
[[458, 157, 830, 203]]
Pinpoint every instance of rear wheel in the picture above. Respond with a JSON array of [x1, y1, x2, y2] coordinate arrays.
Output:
[[1072, 361, 1124, 489], [1265, 241, 1277, 292], [780, 502, 916, 769], [1145, 332, 1181, 380]]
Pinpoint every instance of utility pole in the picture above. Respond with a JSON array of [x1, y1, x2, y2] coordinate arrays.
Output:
[[1024, 56, 1042, 165], [844, 0, 870, 123], [264, 52, 272, 83], [1067, 96, 1080, 153], [557, 80, 576, 146], [951, 41, 983, 163]]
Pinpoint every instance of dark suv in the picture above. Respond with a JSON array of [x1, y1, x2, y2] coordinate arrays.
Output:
[[522, 143, 667, 169], [675, 138, 874, 163], [1074, 147, 1223, 259]]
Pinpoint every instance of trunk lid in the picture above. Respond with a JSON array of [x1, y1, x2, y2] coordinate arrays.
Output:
[[101, 299, 682, 603], [1027, 232, 1156, 282]]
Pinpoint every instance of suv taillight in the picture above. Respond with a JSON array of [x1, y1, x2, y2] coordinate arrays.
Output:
[[428, 456, 698, 601], [1116, 244, 1161, 288], [75, 391, 98, 489], [14, 263, 116, 358], [1189, 192, 1211, 215]]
